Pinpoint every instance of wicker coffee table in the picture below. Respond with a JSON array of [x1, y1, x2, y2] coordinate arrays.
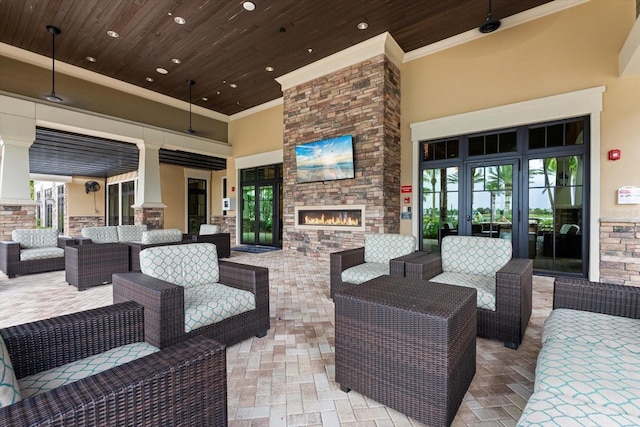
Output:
[[335, 275, 477, 426]]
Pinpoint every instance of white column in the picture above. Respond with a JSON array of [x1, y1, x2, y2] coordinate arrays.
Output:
[[0, 112, 36, 204], [132, 131, 165, 208]]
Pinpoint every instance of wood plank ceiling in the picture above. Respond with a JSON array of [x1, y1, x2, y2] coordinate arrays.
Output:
[[1, 0, 552, 116]]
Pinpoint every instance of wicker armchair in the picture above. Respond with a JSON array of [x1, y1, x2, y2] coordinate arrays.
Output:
[[0, 301, 227, 427], [183, 232, 231, 258], [113, 243, 270, 348], [408, 235, 532, 349], [329, 233, 419, 298]]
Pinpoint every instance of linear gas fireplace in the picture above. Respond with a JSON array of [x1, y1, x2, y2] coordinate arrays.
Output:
[[295, 205, 366, 231]]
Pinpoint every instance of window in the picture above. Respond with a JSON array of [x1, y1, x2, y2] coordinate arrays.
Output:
[[107, 180, 137, 225]]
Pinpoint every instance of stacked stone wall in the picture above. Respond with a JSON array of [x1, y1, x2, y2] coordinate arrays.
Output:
[[0, 204, 36, 240], [282, 55, 401, 259], [600, 218, 640, 285]]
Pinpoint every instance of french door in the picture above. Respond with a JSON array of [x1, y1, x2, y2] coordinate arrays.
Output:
[[420, 117, 588, 277], [239, 164, 283, 247]]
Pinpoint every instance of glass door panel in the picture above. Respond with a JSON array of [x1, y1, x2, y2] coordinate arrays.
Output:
[[468, 163, 515, 243], [528, 156, 583, 274], [421, 167, 459, 252], [257, 185, 274, 245], [187, 178, 207, 233], [241, 185, 256, 244]]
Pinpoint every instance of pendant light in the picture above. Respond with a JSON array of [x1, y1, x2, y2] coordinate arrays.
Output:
[[186, 79, 196, 134], [479, 0, 501, 34], [45, 25, 63, 102]]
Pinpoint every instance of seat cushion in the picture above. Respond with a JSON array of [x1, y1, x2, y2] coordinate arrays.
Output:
[[441, 236, 511, 277], [12, 229, 58, 249], [18, 342, 158, 399], [140, 243, 219, 287], [543, 309, 640, 353], [0, 336, 21, 408], [430, 271, 496, 311], [534, 339, 640, 418], [19, 247, 64, 261], [141, 229, 183, 244], [518, 390, 640, 427], [117, 224, 147, 242], [363, 233, 416, 264], [341, 262, 389, 285], [82, 226, 119, 244], [183, 283, 256, 333]]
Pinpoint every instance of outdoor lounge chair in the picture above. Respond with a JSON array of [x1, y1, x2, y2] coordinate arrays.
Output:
[[0, 229, 67, 278], [112, 242, 270, 348], [0, 301, 227, 426]]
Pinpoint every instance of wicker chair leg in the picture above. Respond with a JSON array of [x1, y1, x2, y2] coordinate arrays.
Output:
[[504, 341, 518, 350], [255, 331, 267, 338]]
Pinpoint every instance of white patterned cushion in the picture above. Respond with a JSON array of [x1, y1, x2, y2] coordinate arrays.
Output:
[[534, 339, 640, 418], [518, 390, 640, 427], [141, 229, 183, 244], [341, 263, 389, 285], [441, 236, 512, 277], [0, 335, 21, 408], [140, 243, 220, 287], [199, 224, 220, 235], [543, 309, 640, 353], [12, 229, 58, 249], [430, 271, 496, 311], [184, 283, 256, 332], [18, 342, 158, 399], [363, 234, 416, 264], [19, 247, 64, 261], [81, 226, 119, 244], [117, 224, 147, 242]]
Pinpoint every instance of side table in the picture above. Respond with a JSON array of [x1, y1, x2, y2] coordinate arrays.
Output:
[[335, 275, 477, 426]]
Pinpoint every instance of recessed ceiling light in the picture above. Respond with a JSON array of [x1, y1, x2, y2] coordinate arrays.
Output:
[[174, 16, 186, 25], [171, 58, 181, 64], [265, 66, 274, 72], [307, 48, 313, 53], [216, 91, 221, 95], [242, 2, 256, 11], [145, 77, 154, 82], [357, 22, 368, 30], [202, 97, 208, 101], [107, 30, 119, 38], [156, 67, 168, 74], [229, 83, 238, 88], [86, 56, 97, 62]]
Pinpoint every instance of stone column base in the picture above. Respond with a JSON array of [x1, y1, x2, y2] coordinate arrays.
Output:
[[135, 207, 164, 230], [211, 215, 236, 246], [0, 204, 36, 240]]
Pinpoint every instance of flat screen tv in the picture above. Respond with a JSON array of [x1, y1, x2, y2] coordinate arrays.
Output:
[[295, 135, 355, 183]]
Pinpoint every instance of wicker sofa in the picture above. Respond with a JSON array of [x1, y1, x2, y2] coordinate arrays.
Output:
[[0, 301, 227, 426], [329, 233, 419, 298], [410, 235, 532, 349], [0, 229, 67, 278], [518, 278, 640, 426], [113, 242, 270, 348]]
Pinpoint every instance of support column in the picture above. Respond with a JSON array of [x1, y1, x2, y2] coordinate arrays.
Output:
[[132, 130, 166, 229], [0, 104, 37, 240]]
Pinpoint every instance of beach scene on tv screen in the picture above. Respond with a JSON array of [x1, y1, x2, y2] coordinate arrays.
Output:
[[296, 135, 355, 183]]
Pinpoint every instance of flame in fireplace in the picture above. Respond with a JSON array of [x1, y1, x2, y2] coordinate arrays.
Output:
[[303, 213, 360, 226]]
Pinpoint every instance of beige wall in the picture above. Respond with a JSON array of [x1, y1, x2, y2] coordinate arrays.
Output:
[[67, 176, 106, 216], [160, 164, 185, 231], [398, 0, 640, 233]]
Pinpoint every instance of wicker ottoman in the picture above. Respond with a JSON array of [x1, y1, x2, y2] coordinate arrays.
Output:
[[335, 275, 477, 426], [65, 243, 130, 291]]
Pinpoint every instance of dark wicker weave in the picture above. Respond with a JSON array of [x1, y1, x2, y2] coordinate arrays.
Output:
[[335, 275, 476, 427], [112, 260, 270, 348], [329, 248, 430, 298], [405, 253, 532, 349], [65, 242, 130, 290], [184, 233, 231, 258], [553, 277, 640, 319], [0, 240, 66, 278], [0, 301, 227, 427]]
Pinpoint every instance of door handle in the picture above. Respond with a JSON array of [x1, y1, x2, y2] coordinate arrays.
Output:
[[466, 215, 472, 222]]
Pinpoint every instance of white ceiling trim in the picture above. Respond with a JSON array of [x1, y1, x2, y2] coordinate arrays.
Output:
[[619, 13, 640, 77]]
